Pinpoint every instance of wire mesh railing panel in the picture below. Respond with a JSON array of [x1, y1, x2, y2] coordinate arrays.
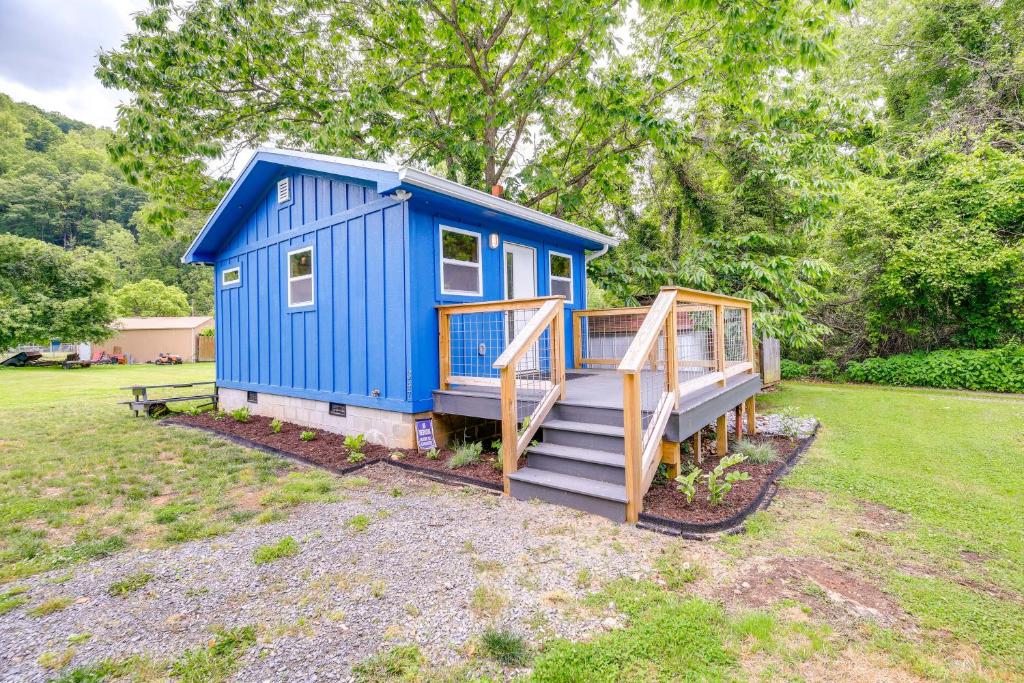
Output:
[[447, 310, 511, 381], [578, 310, 650, 367], [724, 306, 748, 365], [676, 305, 716, 384], [638, 325, 668, 436]]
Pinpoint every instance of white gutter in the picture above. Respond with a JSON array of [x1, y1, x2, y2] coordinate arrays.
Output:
[[585, 243, 610, 263]]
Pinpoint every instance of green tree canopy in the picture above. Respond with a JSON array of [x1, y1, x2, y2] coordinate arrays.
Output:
[[0, 234, 115, 349], [112, 278, 191, 317]]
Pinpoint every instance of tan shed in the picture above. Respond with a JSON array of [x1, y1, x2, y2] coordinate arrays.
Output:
[[101, 317, 214, 364]]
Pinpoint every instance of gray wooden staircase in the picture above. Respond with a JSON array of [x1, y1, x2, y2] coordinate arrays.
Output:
[[507, 402, 631, 523]]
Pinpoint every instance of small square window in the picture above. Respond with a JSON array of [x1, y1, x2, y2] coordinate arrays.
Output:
[[246, 391, 258, 403], [440, 226, 482, 296], [549, 252, 574, 304], [222, 266, 241, 286]]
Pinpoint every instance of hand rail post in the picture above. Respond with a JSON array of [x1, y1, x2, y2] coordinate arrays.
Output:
[[438, 308, 451, 390], [622, 371, 641, 523], [499, 364, 518, 495], [553, 306, 567, 399], [745, 304, 755, 375], [572, 310, 583, 369], [714, 303, 726, 387], [664, 296, 679, 408]]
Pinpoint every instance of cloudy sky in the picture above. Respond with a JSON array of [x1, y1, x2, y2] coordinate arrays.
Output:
[[0, 0, 148, 127]]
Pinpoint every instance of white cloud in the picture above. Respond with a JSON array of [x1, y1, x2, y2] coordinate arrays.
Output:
[[0, 0, 148, 127]]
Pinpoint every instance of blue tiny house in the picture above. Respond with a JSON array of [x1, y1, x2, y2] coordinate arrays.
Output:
[[183, 148, 617, 447]]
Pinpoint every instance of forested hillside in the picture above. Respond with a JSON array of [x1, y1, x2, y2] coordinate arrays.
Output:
[[0, 92, 212, 341]]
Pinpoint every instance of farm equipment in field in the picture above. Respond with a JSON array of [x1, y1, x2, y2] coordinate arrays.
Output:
[[150, 353, 183, 365], [1, 351, 42, 367], [121, 381, 218, 417]]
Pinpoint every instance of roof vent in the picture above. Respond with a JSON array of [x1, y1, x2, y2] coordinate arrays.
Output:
[[277, 178, 291, 204]]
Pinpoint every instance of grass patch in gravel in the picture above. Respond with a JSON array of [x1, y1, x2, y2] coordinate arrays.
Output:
[[532, 579, 735, 681], [470, 584, 508, 619], [170, 626, 256, 682], [346, 514, 372, 532], [28, 596, 73, 617], [252, 536, 300, 565], [0, 586, 29, 614], [0, 365, 343, 583], [480, 627, 531, 667], [108, 572, 154, 596], [353, 645, 424, 682]]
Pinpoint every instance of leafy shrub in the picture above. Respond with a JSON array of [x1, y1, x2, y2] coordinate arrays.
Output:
[[781, 358, 841, 381], [734, 440, 778, 465], [344, 433, 366, 453], [705, 454, 750, 506], [229, 407, 250, 423], [270, 418, 282, 434], [675, 468, 701, 504], [480, 627, 531, 666], [347, 452, 365, 464], [447, 441, 483, 469], [252, 536, 300, 565], [846, 344, 1024, 393], [780, 359, 812, 380], [299, 430, 316, 442]]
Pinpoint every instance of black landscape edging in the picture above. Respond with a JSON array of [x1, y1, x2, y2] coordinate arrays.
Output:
[[163, 419, 502, 492], [637, 424, 819, 540]]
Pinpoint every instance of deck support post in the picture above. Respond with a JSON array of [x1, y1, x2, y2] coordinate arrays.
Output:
[[745, 395, 757, 435], [660, 440, 681, 480], [692, 430, 703, 465], [553, 306, 567, 400], [716, 414, 728, 455], [734, 405, 744, 441]]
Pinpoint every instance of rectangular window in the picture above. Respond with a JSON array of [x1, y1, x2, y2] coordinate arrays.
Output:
[[549, 251, 573, 303], [287, 246, 315, 307], [440, 226, 482, 296], [222, 266, 241, 287]]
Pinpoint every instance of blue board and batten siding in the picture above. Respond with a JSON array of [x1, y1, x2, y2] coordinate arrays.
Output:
[[207, 162, 597, 415], [214, 171, 413, 412]]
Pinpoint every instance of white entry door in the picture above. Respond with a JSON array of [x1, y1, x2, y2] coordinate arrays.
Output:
[[503, 243, 538, 372]]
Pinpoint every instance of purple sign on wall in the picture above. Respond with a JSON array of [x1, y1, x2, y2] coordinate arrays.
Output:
[[415, 418, 436, 450]]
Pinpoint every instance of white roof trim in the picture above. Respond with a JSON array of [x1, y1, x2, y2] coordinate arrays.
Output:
[[259, 147, 620, 247]]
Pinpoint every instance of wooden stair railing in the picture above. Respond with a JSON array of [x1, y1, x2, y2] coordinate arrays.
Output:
[[618, 288, 680, 523], [492, 297, 565, 494]]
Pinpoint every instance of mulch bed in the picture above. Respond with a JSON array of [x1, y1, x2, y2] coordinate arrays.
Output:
[[166, 412, 512, 488], [639, 429, 817, 537]]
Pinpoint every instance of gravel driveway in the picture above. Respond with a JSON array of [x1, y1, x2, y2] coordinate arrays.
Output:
[[0, 465, 697, 682]]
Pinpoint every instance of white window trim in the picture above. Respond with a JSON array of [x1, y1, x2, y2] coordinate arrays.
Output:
[[221, 266, 241, 287], [439, 225, 483, 296], [287, 245, 315, 308], [548, 250, 574, 304]]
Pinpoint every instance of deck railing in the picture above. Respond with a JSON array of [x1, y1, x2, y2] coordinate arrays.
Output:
[[437, 296, 565, 493]]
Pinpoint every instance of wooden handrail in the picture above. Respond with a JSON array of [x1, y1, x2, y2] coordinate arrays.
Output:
[[436, 295, 563, 314], [493, 298, 563, 369], [674, 287, 751, 307], [617, 289, 679, 374]]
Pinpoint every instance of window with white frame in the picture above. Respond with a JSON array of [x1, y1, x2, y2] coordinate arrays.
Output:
[[221, 266, 241, 287], [287, 246, 315, 307], [440, 226, 482, 295], [549, 251, 573, 302]]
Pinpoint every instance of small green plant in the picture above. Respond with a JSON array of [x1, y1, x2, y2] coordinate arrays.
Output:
[[346, 514, 371, 532], [447, 441, 483, 469], [424, 447, 439, 460], [490, 456, 503, 471], [28, 596, 73, 617], [0, 586, 29, 615], [390, 487, 403, 497], [491, 438, 502, 452], [108, 572, 153, 597], [170, 626, 256, 681], [480, 627, 531, 666], [675, 468, 701, 504], [734, 439, 778, 465], [344, 433, 366, 453], [389, 450, 404, 460], [270, 418, 282, 434], [352, 645, 424, 681], [705, 454, 750, 506], [229, 407, 250, 423], [299, 430, 316, 442], [347, 452, 366, 464], [252, 536, 300, 565]]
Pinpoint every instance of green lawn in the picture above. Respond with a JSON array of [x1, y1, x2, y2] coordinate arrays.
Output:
[[758, 382, 1024, 677], [0, 364, 341, 583]]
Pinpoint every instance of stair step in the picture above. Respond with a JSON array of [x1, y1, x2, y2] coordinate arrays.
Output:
[[541, 419, 624, 437], [527, 442, 622, 465], [509, 467, 627, 523], [526, 442, 625, 484]]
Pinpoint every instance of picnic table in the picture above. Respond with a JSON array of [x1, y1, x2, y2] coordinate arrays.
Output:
[[120, 381, 218, 416]]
